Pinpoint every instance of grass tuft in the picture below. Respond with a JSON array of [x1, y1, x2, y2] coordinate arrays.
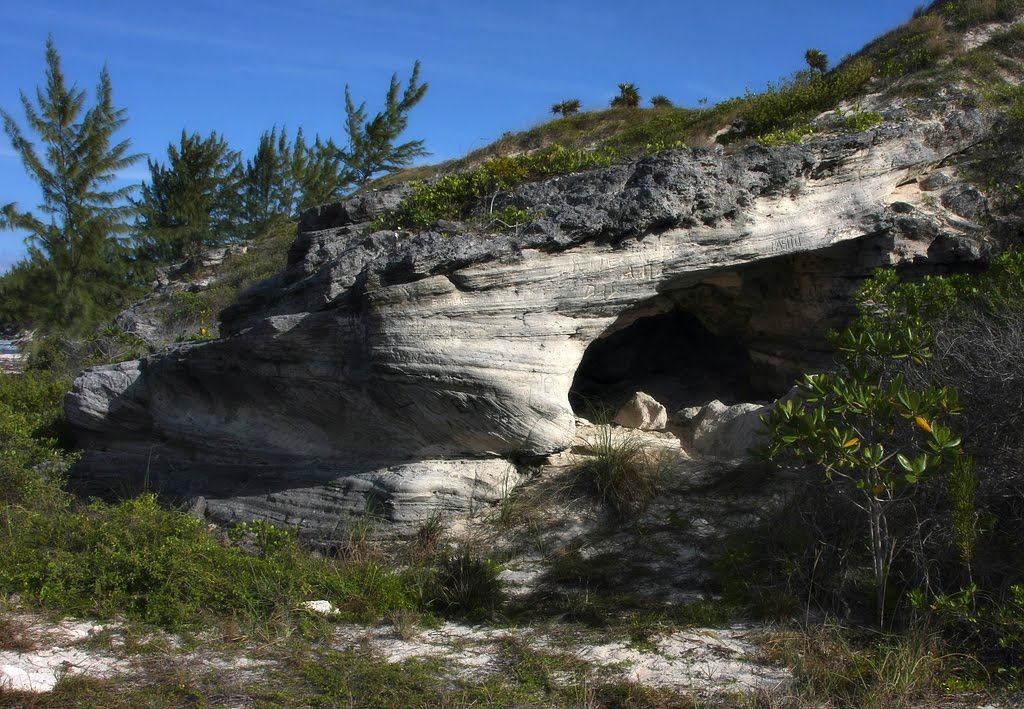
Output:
[[580, 425, 664, 517]]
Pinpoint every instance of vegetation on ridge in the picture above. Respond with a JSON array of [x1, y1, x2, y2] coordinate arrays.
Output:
[[4, 2, 1024, 705]]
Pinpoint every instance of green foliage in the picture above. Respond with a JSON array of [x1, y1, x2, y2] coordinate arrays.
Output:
[[343, 60, 429, 186], [0, 37, 144, 333], [949, 453, 978, 565], [732, 59, 876, 141], [649, 95, 674, 108], [601, 108, 697, 156], [134, 130, 243, 263], [756, 124, 815, 146], [550, 98, 582, 117], [805, 48, 829, 75], [0, 493, 426, 629], [242, 126, 349, 228], [610, 82, 641, 108], [867, 12, 951, 78], [937, 0, 1024, 29], [835, 106, 885, 132], [0, 369, 73, 508], [911, 583, 1024, 682], [762, 361, 964, 624], [376, 144, 617, 230]]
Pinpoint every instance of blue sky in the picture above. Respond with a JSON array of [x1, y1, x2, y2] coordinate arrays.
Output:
[[0, 0, 926, 274]]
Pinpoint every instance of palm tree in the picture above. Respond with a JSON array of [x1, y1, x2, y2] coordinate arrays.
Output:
[[650, 95, 673, 108], [610, 83, 641, 108], [805, 48, 829, 76], [551, 99, 582, 117]]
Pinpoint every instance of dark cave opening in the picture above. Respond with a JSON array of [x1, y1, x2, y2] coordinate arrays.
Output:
[[569, 311, 762, 417]]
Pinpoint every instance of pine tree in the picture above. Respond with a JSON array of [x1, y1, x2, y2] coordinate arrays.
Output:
[[242, 127, 350, 228], [0, 37, 142, 331], [343, 60, 429, 186], [135, 130, 243, 263], [298, 134, 351, 210]]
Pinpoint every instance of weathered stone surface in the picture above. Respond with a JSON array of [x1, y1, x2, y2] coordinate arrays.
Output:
[[689, 400, 769, 463], [67, 103, 1003, 530], [614, 392, 669, 431], [116, 243, 252, 348]]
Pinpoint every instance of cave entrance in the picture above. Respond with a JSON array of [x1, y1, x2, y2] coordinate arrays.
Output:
[[569, 310, 760, 417]]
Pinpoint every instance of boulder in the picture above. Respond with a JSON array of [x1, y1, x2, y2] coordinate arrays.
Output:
[[614, 392, 668, 431], [689, 400, 769, 463]]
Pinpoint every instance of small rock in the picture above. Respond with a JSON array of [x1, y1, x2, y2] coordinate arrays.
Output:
[[614, 392, 668, 431], [299, 600, 339, 616]]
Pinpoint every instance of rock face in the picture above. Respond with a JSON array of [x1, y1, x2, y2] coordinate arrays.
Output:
[[67, 103, 1002, 535]]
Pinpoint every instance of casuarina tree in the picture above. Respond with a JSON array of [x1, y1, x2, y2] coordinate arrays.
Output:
[[1, 36, 142, 332], [342, 60, 429, 186]]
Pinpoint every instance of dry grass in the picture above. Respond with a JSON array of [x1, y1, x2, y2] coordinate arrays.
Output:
[[0, 614, 38, 652]]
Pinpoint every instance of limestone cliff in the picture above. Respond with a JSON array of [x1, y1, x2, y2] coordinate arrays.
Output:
[[66, 90, 1010, 535]]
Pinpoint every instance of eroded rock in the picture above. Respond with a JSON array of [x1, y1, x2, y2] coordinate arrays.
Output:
[[67, 105, 1001, 531]]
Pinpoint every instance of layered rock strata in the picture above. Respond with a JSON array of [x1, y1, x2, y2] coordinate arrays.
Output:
[[67, 106, 998, 534]]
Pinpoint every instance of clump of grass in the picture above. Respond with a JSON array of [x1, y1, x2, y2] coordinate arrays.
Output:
[[427, 546, 503, 620], [0, 614, 37, 651], [762, 623, 949, 706], [581, 425, 663, 517], [404, 511, 446, 562]]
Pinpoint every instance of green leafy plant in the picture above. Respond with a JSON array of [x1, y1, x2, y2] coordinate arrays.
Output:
[[762, 325, 965, 625], [649, 95, 674, 108], [835, 106, 885, 132], [756, 124, 815, 146]]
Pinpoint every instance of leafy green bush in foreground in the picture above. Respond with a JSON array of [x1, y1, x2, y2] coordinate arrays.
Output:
[[751, 250, 1024, 682]]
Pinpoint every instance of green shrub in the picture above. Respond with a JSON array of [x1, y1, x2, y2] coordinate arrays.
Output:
[[937, 0, 1024, 29], [756, 124, 815, 146], [0, 495, 426, 629], [0, 370, 73, 508], [724, 59, 875, 142], [911, 583, 1024, 682], [375, 144, 617, 230], [836, 106, 885, 132]]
